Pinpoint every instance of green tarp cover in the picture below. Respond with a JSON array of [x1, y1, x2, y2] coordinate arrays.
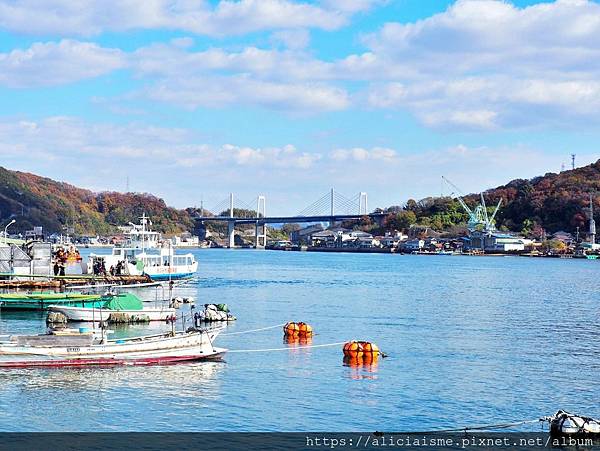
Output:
[[102, 293, 143, 310]]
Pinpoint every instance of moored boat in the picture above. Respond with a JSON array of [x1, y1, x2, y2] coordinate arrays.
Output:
[[547, 410, 600, 436], [0, 292, 104, 310], [48, 292, 176, 322], [87, 214, 198, 281], [0, 328, 226, 368]]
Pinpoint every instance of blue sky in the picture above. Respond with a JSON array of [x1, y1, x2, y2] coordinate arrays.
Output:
[[1, 0, 599, 214]]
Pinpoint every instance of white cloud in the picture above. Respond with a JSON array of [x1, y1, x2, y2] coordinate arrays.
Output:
[[0, 116, 324, 170], [0, 40, 126, 88], [132, 44, 333, 81], [144, 75, 349, 112], [5, 1, 600, 124], [361, 0, 600, 129], [319, 0, 385, 14], [270, 29, 311, 50], [330, 147, 396, 161], [2, 115, 597, 212], [176, 143, 321, 169], [0, 0, 366, 37]]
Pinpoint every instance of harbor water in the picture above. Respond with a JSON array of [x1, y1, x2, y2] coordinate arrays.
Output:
[[0, 249, 599, 431]]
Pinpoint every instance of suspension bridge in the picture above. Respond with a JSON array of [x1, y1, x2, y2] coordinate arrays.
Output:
[[196, 189, 386, 248]]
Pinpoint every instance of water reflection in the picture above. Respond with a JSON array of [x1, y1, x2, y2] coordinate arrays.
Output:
[[342, 354, 379, 380], [1, 360, 225, 397], [283, 335, 313, 346]]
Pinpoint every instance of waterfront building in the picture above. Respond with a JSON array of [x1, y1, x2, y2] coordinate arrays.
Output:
[[340, 231, 375, 248], [310, 230, 338, 247], [464, 231, 525, 252], [403, 239, 425, 251], [291, 224, 324, 244]]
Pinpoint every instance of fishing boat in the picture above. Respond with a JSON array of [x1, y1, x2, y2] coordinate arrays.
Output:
[[0, 292, 104, 310], [48, 292, 176, 322], [87, 214, 198, 281], [0, 328, 226, 367]]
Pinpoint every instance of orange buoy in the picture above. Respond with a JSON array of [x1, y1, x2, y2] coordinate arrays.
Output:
[[283, 322, 299, 336], [297, 322, 313, 336], [284, 321, 313, 337], [343, 341, 381, 359], [343, 341, 363, 356], [361, 341, 379, 355]]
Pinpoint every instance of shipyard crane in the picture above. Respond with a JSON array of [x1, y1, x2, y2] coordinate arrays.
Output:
[[442, 176, 502, 233]]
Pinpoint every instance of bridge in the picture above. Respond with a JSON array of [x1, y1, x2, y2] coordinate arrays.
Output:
[[196, 189, 386, 248]]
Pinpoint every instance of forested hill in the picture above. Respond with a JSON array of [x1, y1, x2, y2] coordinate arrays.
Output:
[[481, 160, 600, 234], [388, 159, 600, 237], [0, 167, 194, 235], [2, 159, 599, 238]]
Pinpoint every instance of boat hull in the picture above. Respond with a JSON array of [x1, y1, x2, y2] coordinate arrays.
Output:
[[0, 295, 104, 311], [145, 271, 196, 281], [48, 305, 176, 322], [0, 330, 226, 368], [0, 350, 227, 368]]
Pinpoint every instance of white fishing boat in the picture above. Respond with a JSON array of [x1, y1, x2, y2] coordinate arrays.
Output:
[[0, 328, 226, 368], [48, 293, 176, 322], [87, 214, 198, 281]]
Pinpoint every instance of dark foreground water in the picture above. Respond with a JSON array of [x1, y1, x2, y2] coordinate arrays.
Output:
[[0, 249, 599, 432]]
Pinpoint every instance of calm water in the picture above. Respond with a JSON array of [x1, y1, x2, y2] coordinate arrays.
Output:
[[0, 249, 599, 432]]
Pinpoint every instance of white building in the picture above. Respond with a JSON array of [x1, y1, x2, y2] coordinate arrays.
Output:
[[403, 239, 425, 251]]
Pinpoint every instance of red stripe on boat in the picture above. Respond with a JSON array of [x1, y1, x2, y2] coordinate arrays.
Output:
[[0, 353, 226, 368]]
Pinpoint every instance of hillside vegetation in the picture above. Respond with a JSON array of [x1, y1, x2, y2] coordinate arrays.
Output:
[[0, 167, 193, 235], [1, 160, 600, 238], [382, 160, 600, 237]]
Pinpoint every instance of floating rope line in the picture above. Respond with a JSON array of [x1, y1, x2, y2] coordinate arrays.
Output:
[[228, 341, 348, 353], [220, 323, 287, 336], [418, 418, 543, 434]]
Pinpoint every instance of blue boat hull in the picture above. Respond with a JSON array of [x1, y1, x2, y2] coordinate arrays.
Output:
[[145, 272, 195, 281]]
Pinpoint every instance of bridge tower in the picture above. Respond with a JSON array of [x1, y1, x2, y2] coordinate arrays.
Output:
[[359, 192, 368, 215], [255, 195, 267, 248], [329, 188, 335, 227], [227, 193, 235, 248]]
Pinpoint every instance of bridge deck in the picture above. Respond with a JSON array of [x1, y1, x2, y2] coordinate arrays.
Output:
[[196, 213, 386, 224]]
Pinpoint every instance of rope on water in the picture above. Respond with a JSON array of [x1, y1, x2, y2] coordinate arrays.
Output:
[[419, 418, 543, 433], [220, 323, 287, 336], [228, 341, 348, 353]]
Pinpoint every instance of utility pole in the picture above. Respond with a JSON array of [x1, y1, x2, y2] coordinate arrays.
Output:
[[589, 193, 596, 244]]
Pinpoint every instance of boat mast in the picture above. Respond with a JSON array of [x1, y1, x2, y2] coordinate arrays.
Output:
[[140, 213, 147, 252]]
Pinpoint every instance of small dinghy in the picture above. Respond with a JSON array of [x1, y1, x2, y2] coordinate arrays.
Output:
[[0, 327, 226, 368], [48, 292, 176, 323], [548, 410, 600, 436]]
